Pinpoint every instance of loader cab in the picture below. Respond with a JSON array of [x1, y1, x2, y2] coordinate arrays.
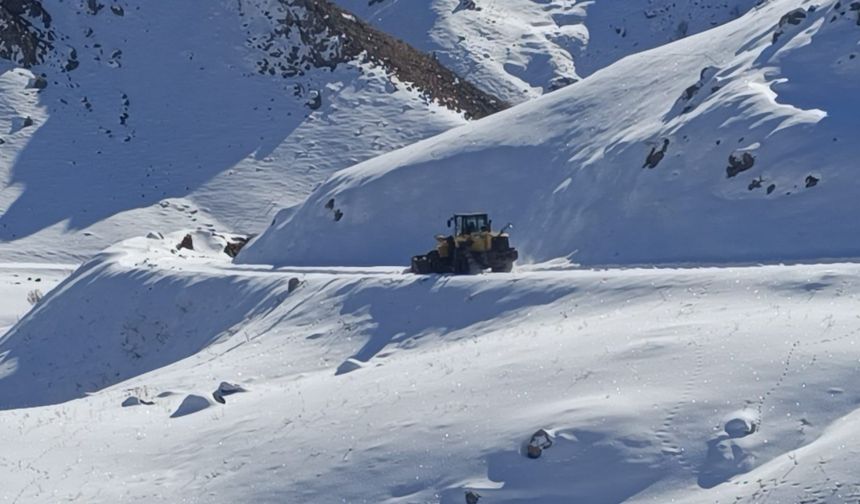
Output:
[[448, 213, 490, 236]]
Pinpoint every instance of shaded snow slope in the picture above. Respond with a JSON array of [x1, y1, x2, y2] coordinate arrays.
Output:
[[3, 236, 860, 502], [0, 0, 472, 263], [335, 0, 761, 102], [242, 0, 860, 268]]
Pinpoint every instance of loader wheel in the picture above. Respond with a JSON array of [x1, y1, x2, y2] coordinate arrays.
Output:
[[411, 255, 432, 274], [491, 261, 513, 273]]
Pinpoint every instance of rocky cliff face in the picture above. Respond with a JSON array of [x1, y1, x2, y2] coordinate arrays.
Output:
[[240, 0, 506, 119], [0, 0, 53, 67]]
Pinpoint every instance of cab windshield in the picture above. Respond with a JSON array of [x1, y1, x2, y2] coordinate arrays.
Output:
[[456, 215, 489, 235]]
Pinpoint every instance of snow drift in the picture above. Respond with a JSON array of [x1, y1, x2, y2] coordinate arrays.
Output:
[[240, 0, 860, 267]]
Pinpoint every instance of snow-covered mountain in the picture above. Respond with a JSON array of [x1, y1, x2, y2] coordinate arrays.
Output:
[[334, 0, 763, 102], [3, 1, 860, 503], [0, 0, 502, 263], [241, 0, 860, 267]]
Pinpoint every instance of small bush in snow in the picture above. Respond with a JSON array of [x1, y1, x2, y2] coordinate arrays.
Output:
[[26, 289, 43, 306]]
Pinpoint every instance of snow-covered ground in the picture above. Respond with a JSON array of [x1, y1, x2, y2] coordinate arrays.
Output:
[[3, 235, 860, 502], [0, 263, 72, 336]]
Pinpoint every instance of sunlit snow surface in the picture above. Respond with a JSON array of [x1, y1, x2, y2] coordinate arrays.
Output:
[[3, 234, 860, 502]]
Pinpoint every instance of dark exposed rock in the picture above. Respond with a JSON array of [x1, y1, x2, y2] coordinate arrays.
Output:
[[453, 0, 480, 13], [333, 208, 344, 222], [526, 428, 553, 459], [212, 381, 247, 404], [86, 0, 104, 14], [288, 277, 301, 293], [223, 236, 249, 258], [773, 8, 807, 43], [766, 184, 776, 195], [27, 74, 47, 89], [805, 175, 819, 188], [465, 490, 481, 504], [110, 4, 123, 16], [726, 151, 755, 178], [643, 138, 670, 169], [674, 66, 720, 115], [21, 116, 33, 128], [177, 233, 194, 251], [748, 177, 763, 191], [0, 0, 54, 67], [778, 8, 807, 26], [548, 75, 578, 91], [306, 89, 322, 110], [324, 198, 335, 210]]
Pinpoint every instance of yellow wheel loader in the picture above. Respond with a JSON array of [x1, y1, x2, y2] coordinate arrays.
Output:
[[410, 213, 518, 274]]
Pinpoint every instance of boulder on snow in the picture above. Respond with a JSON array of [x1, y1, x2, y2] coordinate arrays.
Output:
[[288, 277, 302, 293], [146, 231, 164, 240], [87, 0, 104, 14], [724, 410, 758, 438], [27, 75, 48, 90], [642, 139, 670, 169], [526, 428, 554, 459], [170, 394, 212, 418], [453, 0, 481, 13], [177, 233, 194, 251], [212, 381, 247, 404], [10, 116, 34, 133], [306, 89, 322, 110], [223, 236, 250, 258], [465, 490, 481, 504], [778, 8, 807, 27], [772, 8, 807, 43], [726, 151, 755, 178]]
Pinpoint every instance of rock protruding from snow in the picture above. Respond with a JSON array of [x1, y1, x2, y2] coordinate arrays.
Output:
[[526, 428, 554, 459], [177, 233, 194, 251], [643, 139, 670, 169], [724, 409, 759, 438], [726, 151, 756, 178], [212, 381, 247, 404], [223, 237, 249, 258]]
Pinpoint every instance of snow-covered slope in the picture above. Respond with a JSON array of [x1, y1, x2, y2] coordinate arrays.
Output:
[[242, 0, 860, 268], [0, 0, 501, 263], [4, 235, 860, 502], [334, 0, 761, 102]]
